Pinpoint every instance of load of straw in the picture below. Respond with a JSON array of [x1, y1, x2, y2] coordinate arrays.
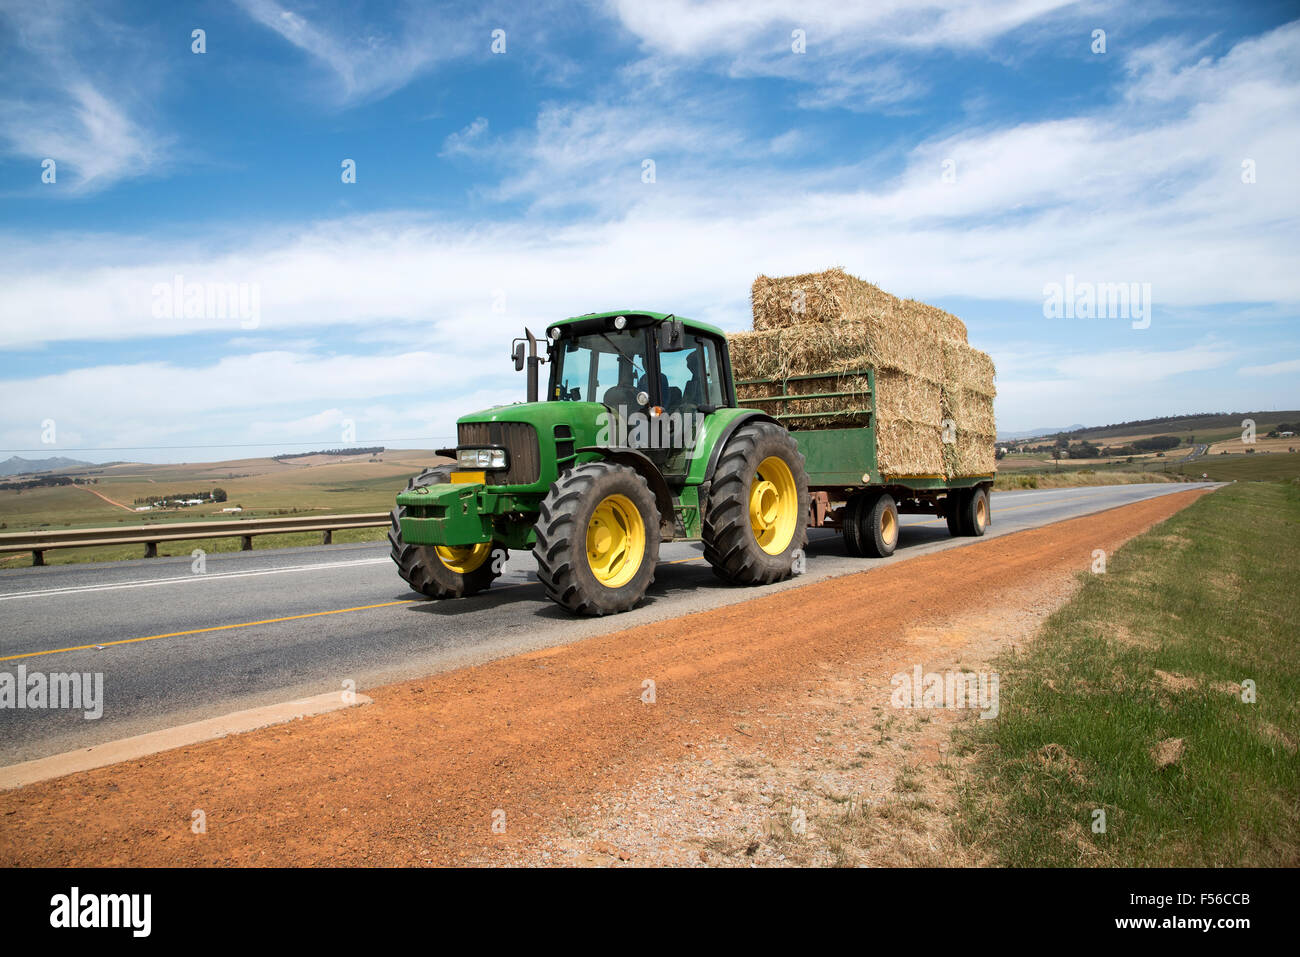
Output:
[[731, 267, 995, 479], [940, 338, 998, 476], [749, 269, 969, 343]]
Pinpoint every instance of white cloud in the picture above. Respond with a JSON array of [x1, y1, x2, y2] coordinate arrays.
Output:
[[2, 17, 1298, 444], [0, 1, 170, 193], [605, 0, 1082, 58], [989, 339, 1295, 430], [1239, 357, 1300, 377], [232, 0, 487, 104], [603, 0, 1087, 111], [441, 117, 490, 156], [0, 349, 521, 454], [1050, 340, 1237, 381], [7, 19, 1300, 353]]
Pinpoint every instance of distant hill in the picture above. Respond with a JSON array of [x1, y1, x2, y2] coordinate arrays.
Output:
[[998, 425, 1087, 441], [1061, 411, 1300, 442], [273, 446, 385, 461], [0, 455, 93, 477], [999, 412, 1300, 445]]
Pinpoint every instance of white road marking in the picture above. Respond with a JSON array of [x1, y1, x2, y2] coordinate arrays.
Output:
[[0, 485, 1201, 604], [990, 484, 1178, 502], [0, 557, 390, 602]]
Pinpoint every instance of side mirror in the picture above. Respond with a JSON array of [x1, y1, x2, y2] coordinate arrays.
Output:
[[657, 318, 686, 352], [512, 341, 525, 372]]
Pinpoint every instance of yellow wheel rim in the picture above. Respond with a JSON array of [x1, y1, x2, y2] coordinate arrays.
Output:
[[749, 456, 799, 555], [434, 542, 492, 574], [880, 506, 898, 546], [586, 494, 645, 588], [976, 496, 988, 529]]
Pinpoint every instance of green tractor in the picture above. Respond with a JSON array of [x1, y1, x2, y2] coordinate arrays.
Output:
[[389, 310, 810, 615]]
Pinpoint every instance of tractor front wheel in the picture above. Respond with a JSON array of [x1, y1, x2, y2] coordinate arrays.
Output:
[[389, 465, 504, 598], [533, 462, 661, 616], [703, 421, 810, 585]]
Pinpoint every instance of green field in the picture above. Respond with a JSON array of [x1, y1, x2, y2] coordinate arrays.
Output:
[[1012, 411, 1300, 445], [0, 450, 445, 567], [999, 412, 1299, 477], [955, 481, 1300, 866], [995, 449, 1299, 488], [1169, 452, 1300, 483]]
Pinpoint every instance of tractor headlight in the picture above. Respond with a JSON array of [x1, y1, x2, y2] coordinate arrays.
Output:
[[458, 448, 508, 470]]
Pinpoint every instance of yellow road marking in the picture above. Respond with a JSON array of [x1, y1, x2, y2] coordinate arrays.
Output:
[[2, 492, 1142, 662], [0, 599, 417, 663]]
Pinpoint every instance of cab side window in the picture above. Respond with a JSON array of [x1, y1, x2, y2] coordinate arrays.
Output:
[[696, 337, 725, 407], [662, 335, 725, 411]]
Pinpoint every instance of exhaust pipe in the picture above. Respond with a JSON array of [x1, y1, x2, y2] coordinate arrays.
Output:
[[522, 328, 541, 403], [513, 329, 544, 402]]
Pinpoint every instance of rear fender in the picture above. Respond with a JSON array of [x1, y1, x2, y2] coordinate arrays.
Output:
[[700, 410, 783, 482]]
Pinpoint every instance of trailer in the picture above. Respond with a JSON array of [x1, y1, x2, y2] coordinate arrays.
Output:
[[735, 366, 992, 557], [392, 310, 993, 616]]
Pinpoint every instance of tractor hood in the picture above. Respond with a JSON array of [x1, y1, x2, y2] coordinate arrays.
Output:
[[442, 400, 613, 492], [456, 400, 609, 437]]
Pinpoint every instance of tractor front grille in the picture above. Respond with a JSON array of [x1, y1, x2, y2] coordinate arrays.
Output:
[[457, 421, 541, 485]]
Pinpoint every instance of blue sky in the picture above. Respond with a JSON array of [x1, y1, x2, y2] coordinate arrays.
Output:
[[1, 0, 1297, 463]]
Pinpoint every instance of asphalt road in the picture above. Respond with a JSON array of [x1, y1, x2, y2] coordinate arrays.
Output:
[[0, 482, 1213, 763]]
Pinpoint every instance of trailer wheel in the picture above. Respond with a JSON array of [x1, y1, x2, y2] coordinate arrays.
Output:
[[945, 490, 966, 536], [963, 486, 990, 536], [533, 461, 661, 616], [842, 494, 868, 557], [861, 493, 900, 558], [947, 486, 990, 536], [703, 421, 810, 585], [389, 465, 504, 598]]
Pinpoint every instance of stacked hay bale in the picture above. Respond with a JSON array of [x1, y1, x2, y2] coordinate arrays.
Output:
[[729, 267, 995, 479], [940, 339, 998, 476]]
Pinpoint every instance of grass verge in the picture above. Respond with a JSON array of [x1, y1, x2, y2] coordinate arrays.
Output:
[[954, 481, 1300, 865]]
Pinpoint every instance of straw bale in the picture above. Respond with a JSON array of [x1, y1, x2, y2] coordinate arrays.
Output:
[[735, 268, 994, 477]]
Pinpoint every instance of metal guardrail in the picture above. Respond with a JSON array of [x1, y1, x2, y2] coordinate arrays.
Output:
[[0, 513, 391, 566]]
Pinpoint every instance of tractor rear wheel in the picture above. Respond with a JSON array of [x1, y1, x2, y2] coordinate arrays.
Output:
[[703, 421, 810, 585], [389, 465, 503, 598], [533, 462, 661, 616]]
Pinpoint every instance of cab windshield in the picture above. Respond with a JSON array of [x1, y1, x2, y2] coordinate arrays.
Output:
[[550, 329, 651, 406]]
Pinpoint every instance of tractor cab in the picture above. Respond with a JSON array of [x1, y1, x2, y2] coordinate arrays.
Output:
[[536, 312, 733, 476]]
